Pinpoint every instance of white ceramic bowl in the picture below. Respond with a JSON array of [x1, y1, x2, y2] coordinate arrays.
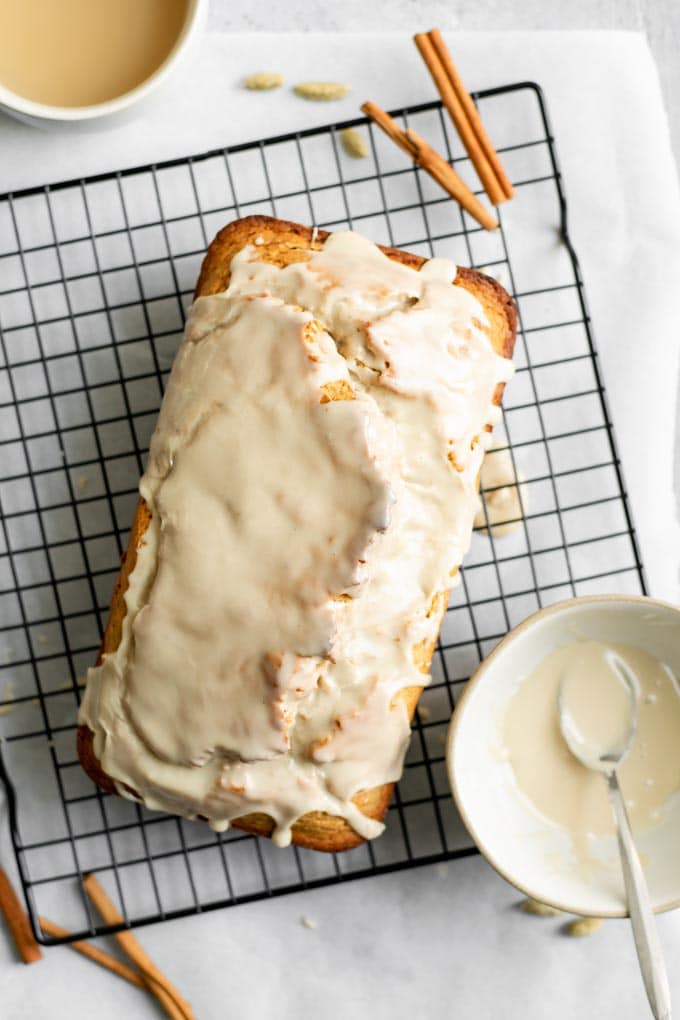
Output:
[[0, 0, 208, 126], [447, 595, 680, 917]]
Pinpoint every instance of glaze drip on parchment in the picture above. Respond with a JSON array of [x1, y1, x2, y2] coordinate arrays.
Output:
[[79, 231, 514, 846]]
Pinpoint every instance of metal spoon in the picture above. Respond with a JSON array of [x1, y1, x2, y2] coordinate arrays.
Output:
[[558, 663, 672, 1020]]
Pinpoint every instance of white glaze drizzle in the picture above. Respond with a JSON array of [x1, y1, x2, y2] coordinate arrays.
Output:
[[79, 230, 514, 846]]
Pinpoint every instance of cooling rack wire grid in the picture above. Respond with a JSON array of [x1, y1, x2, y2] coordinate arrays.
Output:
[[0, 82, 645, 942]]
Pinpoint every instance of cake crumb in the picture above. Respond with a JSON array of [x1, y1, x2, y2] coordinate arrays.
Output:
[[0, 680, 15, 716], [300, 915, 317, 930], [77, 475, 90, 493], [37, 633, 49, 646], [564, 916, 603, 937], [417, 704, 431, 722]]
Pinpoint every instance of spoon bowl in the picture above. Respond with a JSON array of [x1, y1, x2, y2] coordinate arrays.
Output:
[[557, 653, 673, 1019], [558, 655, 638, 773]]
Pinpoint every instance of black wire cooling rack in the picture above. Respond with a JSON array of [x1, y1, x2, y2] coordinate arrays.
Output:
[[0, 82, 646, 944]]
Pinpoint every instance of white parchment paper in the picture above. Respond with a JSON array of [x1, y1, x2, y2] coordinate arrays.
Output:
[[2, 30, 678, 602], [1, 30, 679, 1020]]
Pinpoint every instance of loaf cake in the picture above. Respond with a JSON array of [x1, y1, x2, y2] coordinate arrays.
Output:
[[78, 216, 517, 851]]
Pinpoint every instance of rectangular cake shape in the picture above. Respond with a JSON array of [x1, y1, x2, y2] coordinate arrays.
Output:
[[78, 216, 517, 852]]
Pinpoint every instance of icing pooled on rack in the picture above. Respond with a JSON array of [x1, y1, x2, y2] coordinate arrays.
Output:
[[473, 441, 527, 537], [79, 230, 514, 846]]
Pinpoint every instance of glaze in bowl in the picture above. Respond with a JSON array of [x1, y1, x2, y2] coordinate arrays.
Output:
[[447, 595, 680, 917]]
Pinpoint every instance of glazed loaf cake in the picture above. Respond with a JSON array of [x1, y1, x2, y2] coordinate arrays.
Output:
[[78, 216, 517, 852]]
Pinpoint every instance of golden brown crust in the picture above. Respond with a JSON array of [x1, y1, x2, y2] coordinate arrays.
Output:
[[194, 216, 517, 363], [78, 215, 517, 852]]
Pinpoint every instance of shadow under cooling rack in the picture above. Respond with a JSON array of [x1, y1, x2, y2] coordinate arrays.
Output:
[[0, 81, 646, 944]]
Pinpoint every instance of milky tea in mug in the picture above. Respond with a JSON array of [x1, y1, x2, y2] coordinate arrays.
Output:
[[0, 0, 191, 109]]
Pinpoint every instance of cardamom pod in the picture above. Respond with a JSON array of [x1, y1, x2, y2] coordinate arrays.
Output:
[[243, 72, 284, 91], [564, 916, 604, 937], [294, 81, 350, 101], [519, 898, 564, 917], [340, 127, 368, 158]]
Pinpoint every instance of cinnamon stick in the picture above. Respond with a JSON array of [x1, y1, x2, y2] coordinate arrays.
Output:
[[0, 866, 42, 964], [83, 874, 194, 1020], [361, 101, 498, 231], [415, 29, 514, 203], [39, 916, 145, 988], [414, 32, 505, 205]]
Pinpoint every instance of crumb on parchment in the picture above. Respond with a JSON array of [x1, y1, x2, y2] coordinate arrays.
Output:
[[0, 679, 16, 716]]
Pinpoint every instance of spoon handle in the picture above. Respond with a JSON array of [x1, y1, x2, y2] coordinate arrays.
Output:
[[607, 771, 672, 1020]]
